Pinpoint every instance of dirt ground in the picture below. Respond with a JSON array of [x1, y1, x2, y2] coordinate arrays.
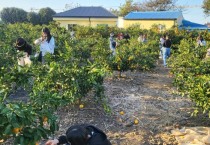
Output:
[[4, 60, 210, 145], [47, 60, 210, 145]]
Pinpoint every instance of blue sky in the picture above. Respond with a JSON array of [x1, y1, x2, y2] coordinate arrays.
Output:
[[0, 0, 209, 24]]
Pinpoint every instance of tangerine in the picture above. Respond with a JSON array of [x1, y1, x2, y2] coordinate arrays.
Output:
[[120, 111, 124, 115], [12, 128, 20, 134], [42, 116, 48, 123], [134, 119, 139, 125], [79, 104, 84, 109]]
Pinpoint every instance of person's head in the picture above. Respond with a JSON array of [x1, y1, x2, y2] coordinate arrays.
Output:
[[42, 27, 52, 43], [15, 38, 26, 49], [143, 34, 147, 39], [66, 125, 88, 145], [199, 35, 204, 41], [110, 32, 114, 37], [162, 35, 166, 39]]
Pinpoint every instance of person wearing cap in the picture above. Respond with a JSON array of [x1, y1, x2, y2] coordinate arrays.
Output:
[[34, 27, 55, 63], [162, 35, 172, 67], [15, 38, 32, 66], [109, 33, 117, 55], [123, 33, 130, 43], [196, 35, 206, 47], [159, 35, 166, 58], [45, 124, 112, 145]]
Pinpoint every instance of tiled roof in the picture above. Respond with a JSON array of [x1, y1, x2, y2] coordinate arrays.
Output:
[[124, 11, 182, 20], [53, 6, 117, 18], [180, 20, 208, 30]]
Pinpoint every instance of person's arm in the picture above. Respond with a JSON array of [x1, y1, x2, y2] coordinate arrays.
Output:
[[45, 139, 59, 145], [45, 135, 68, 145]]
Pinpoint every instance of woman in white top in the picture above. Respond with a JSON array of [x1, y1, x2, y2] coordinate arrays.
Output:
[[34, 27, 55, 63], [196, 35, 206, 47]]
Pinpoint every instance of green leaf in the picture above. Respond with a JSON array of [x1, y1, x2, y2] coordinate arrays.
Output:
[[1, 108, 10, 114], [4, 124, 12, 134]]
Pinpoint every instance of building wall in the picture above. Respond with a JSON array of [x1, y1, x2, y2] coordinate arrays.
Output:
[[53, 17, 117, 29], [117, 17, 124, 28], [123, 19, 177, 29], [54, 17, 184, 30], [90, 18, 117, 27]]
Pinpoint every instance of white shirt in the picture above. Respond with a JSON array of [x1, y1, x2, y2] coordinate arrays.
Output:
[[160, 37, 165, 45], [40, 37, 55, 56], [197, 40, 206, 47]]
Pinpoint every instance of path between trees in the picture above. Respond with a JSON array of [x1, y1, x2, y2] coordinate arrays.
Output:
[[49, 61, 203, 145]]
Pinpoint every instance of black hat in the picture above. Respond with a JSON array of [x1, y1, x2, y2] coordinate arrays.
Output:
[[16, 38, 26, 48]]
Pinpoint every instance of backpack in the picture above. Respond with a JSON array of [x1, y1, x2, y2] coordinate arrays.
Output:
[[112, 41, 116, 48], [163, 39, 171, 48]]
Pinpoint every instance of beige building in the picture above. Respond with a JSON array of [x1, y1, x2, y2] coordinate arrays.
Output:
[[53, 6, 118, 30]]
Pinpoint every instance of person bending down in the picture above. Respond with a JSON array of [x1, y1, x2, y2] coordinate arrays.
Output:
[[15, 38, 32, 66], [45, 124, 112, 145]]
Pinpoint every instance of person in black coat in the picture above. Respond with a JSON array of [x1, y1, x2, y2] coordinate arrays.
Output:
[[15, 38, 32, 66], [162, 35, 172, 67], [45, 124, 112, 145], [123, 33, 130, 43], [15, 38, 32, 57]]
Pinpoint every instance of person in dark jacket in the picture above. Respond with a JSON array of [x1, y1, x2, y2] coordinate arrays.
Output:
[[15, 38, 32, 66], [123, 33, 130, 43], [45, 124, 112, 145], [162, 35, 172, 67]]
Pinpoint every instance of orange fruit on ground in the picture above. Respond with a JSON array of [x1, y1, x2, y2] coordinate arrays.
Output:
[[168, 72, 173, 78], [12, 128, 20, 134], [79, 104, 84, 109], [120, 111, 125, 115], [134, 119, 139, 125]]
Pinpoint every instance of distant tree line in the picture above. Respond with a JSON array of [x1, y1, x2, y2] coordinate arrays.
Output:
[[0, 7, 56, 25], [110, 0, 179, 17], [0, 0, 209, 24], [110, 0, 210, 17]]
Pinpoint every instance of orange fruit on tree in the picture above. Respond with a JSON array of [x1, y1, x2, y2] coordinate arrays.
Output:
[[12, 128, 21, 134], [42, 116, 48, 123]]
